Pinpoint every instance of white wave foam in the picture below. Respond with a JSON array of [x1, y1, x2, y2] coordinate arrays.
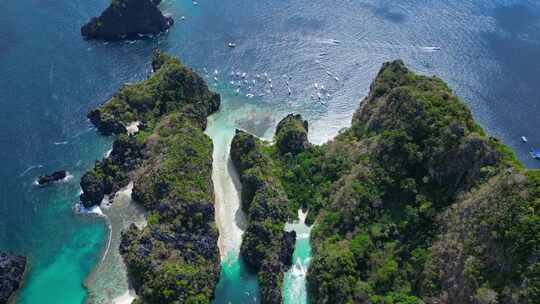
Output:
[[113, 290, 136, 304], [285, 257, 309, 302], [104, 148, 113, 158], [60, 172, 74, 183], [75, 202, 104, 216], [297, 233, 310, 239]]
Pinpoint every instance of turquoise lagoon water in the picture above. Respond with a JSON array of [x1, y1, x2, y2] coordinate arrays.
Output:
[[284, 211, 312, 304], [2, 0, 540, 303]]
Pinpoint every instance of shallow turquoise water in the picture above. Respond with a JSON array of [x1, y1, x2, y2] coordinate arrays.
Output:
[[213, 253, 260, 304], [19, 222, 106, 304], [206, 93, 276, 304], [283, 212, 312, 304]]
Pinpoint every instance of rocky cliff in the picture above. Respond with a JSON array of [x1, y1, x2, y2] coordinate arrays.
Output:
[[230, 129, 296, 304], [81, 0, 173, 41], [0, 252, 26, 304], [248, 61, 539, 303], [81, 51, 221, 303]]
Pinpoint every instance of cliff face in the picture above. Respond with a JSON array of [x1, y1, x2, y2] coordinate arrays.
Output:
[[81, 51, 221, 303], [230, 129, 296, 304], [0, 252, 26, 304], [239, 61, 538, 303], [275, 114, 310, 155], [81, 0, 173, 41], [81, 50, 219, 208], [299, 61, 538, 304]]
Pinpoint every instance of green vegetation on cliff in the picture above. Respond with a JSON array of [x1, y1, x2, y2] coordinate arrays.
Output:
[[230, 129, 296, 304], [245, 60, 538, 304], [82, 51, 221, 303]]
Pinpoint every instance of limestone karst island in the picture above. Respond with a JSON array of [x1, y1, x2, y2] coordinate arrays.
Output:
[[1, 1, 539, 304]]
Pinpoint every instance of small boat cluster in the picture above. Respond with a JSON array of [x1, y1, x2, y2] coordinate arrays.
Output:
[[202, 66, 337, 104]]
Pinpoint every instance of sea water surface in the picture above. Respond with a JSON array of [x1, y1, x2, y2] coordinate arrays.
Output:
[[1, 0, 540, 303]]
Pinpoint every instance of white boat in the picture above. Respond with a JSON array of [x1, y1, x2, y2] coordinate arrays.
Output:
[[228, 42, 236, 48], [521, 136, 528, 143], [421, 46, 441, 52]]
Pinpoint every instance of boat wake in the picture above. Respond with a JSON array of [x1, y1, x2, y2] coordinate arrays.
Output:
[[19, 164, 43, 177]]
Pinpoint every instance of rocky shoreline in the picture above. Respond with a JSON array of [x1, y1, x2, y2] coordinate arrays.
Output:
[[249, 61, 540, 304], [81, 50, 221, 303], [230, 61, 540, 303], [77, 56, 540, 303], [230, 121, 307, 303], [0, 252, 26, 304], [81, 0, 173, 41], [37, 170, 67, 185]]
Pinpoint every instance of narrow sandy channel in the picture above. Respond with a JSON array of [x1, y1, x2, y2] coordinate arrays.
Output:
[[206, 114, 246, 257]]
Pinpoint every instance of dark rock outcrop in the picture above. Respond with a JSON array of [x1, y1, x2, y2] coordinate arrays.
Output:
[[37, 170, 66, 185], [81, 50, 220, 209], [81, 0, 173, 41], [0, 252, 26, 304], [87, 109, 127, 136], [275, 114, 310, 155], [80, 158, 129, 208], [280, 231, 296, 267], [83, 52, 221, 303], [230, 129, 295, 304], [299, 60, 538, 304]]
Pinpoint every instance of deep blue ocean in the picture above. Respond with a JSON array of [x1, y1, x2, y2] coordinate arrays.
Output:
[[1, 0, 540, 303]]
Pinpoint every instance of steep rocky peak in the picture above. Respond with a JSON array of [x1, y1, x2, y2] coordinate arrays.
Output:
[[275, 113, 310, 155]]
